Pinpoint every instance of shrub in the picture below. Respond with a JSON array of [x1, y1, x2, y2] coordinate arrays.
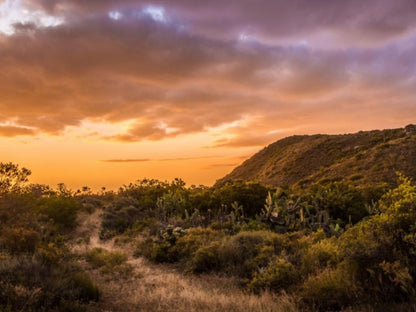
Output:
[[132, 217, 162, 235], [378, 260, 413, 297], [218, 231, 283, 278], [0, 193, 38, 227], [37, 196, 81, 231], [248, 258, 299, 293], [174, 227, 224, 260], [35, 243, 64, 266], [0, 256, 100, 311], [307, 181, 371, 223], [85, 248, 128, 271], [67, 272, 100, 303], [301, 238, 341, 274], [191, 241, 221, 273], [150, 241, 175, 263], [138, 227, 225, 265], [100, 196, 141, 238], [301, 263, 358, 310], [0, 227, 40, 254], [313, 175, 416, 306], [213, 180, 270, 218]]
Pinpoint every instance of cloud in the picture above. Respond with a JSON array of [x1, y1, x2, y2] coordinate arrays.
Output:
[[101, 155, 220, 163], [0, 125, 36, 137], [101, 158, 150, 163], [26, 0, 416, 47], [211, 135, 279, 148], [202, 163, 239, 170], [0, 1, 415, 147]]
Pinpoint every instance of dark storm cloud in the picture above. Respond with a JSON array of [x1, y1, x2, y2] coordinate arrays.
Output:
[[26, 0, 416, 45]]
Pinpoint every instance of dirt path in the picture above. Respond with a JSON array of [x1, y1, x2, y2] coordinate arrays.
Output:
[[70, 209, 298, 312], [70, 209, 116, 253]]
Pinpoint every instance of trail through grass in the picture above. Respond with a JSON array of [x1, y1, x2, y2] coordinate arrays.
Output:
[[69, 210, 299, 312]]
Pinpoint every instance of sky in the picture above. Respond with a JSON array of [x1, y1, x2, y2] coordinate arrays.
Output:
[[1, 0, 416, 190]]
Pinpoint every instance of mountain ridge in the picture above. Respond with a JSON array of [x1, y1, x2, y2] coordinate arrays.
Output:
[[217, 124, 416, 187]]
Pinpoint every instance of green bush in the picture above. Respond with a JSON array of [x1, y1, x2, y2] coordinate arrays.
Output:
[[218, 231, 283, 278], [191, 241, 221, 273], [212, 180, 270, 218], [174, 228, 224, 260], [85, 248, 128, 270], [0, 226, 40, 254], [315, 175, 416, 306], [37, 196, 81, 231], [301, 263, 358, 310], [248, 258, 299, 293], [301, 238, 341, 274], [150, 241, 176, 263]]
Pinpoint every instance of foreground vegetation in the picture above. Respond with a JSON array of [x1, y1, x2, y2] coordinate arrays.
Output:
[[0, 163, 100, 311], [1, 161, 416, 311]]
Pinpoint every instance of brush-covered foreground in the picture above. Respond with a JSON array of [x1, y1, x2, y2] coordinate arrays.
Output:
[[1, 162, 416, 311]]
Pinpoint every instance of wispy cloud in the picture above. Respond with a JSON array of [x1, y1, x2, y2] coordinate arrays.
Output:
[[202, 163, 239, 170], [101, 155, 221, 163], [101, 158, 150, 163]]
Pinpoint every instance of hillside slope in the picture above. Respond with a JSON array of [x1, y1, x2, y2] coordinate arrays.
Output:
[[218, 124, 416, 187]]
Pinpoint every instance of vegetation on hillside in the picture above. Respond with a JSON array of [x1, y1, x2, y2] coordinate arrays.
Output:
[[218, 124, 416, 188]]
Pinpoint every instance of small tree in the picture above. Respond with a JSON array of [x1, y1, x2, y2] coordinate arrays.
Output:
[[0, 162, 31, 193]]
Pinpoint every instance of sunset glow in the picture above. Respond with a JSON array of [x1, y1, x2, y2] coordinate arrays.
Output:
[[1, 0, 416, 190]]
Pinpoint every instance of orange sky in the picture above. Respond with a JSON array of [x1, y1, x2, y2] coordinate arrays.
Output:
[[1, 0, 416, 190]]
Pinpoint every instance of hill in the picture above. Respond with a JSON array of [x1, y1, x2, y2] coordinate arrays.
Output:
[[217, 124, 416, 187]]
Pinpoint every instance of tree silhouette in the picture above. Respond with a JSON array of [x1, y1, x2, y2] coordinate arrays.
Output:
[[0, 162, 31, 193]]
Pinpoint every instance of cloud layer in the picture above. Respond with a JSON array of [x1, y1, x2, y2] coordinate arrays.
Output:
[[1, 0, 416, 147]]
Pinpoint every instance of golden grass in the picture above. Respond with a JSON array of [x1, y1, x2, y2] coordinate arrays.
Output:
[[87, 257, 299, 312]]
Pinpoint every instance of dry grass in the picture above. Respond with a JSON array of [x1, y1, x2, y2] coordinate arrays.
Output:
[[87, 257, 299, 312]]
